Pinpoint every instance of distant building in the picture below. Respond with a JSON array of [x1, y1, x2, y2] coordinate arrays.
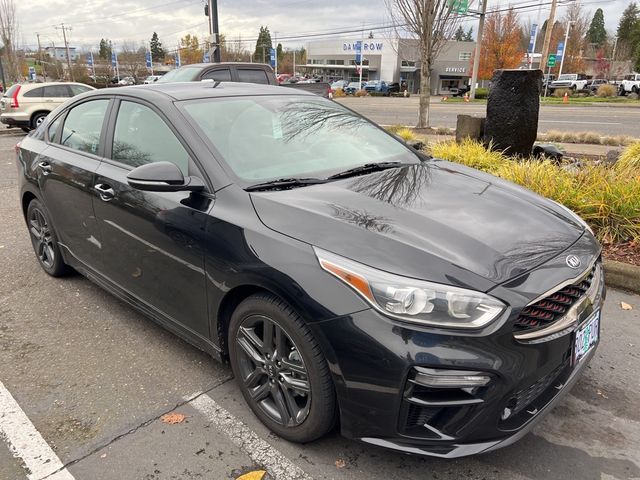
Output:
[[303, 38, 476, 95], [45, 46, 79, 62]]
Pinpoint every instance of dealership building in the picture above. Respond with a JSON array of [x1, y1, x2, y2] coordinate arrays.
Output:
[[302, 37, 476, 94]]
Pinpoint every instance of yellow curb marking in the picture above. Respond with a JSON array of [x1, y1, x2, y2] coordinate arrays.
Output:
[[236, 470, 266, 480]]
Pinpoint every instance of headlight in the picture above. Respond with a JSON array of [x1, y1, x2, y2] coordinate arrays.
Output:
[[314, 248, 506, 329], [552, 200, 594, 236]]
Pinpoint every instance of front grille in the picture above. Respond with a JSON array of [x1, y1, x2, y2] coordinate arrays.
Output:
[[405, 404, 442, 429], [514, 264, 596, 331]]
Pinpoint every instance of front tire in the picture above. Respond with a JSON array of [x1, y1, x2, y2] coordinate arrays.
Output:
[[31, 112, 48, 130], [26, 199, 69, 277], [228, 293, 336, 443]]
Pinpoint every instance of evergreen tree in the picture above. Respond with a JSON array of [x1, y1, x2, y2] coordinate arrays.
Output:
[[98, 38, 112, 60], [587, 9, 607, 46], [617, 2, 639, 43], [253, 26, 273, 63], [464, 27, 474, 41], [276, 43, 284, 65], [454, 26, 465, 41], [150, 32, 165, 63]]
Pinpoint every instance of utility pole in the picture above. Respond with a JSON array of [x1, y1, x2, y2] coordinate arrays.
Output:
[[36, 33, 47, 81], [206, 0, 221, 62], [558, 21, 573, 77], [469, 0, 488, 100], [55, 23, 74, 81], [540, 0, 558, 76]]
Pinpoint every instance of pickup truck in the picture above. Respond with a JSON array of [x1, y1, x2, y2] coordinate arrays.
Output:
[[156, 62, 330, 97], [549, 73, 589, 92], [619, 73, 640, 95]]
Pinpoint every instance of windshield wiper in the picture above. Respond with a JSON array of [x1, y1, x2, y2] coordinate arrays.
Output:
[[327, 162, 405, 180], [245, 177, 327, 192]]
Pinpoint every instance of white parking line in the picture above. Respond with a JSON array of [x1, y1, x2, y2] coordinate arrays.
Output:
[[0, 381, 74, 480], [190, 394, 313, 480]]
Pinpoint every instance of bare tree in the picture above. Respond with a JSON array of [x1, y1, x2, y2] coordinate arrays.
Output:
[[0, 0, 19, 81], [119, 42, 147, 83], [385, 0, 462, 127]]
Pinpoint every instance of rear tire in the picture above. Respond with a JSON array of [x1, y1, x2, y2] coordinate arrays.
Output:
[[26, 199, 69, 277], [228, 293, 336, 443], [31, 112, 48, 130]]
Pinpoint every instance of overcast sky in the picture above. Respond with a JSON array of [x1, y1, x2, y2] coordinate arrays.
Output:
[[17, 0, 630, 53]]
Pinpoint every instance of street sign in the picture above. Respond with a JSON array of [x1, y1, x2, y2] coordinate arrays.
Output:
[[556, 42, 564, 61], [28, 66, 36, 81], [176, 50, 181, 68], [449, 0, 469, 14], [111, 51, 118, 68], [145, 51, 152, 68], [87, 52, 93, 66], [547, 54, 556, 67], [528, 24, 538, 53], [355, 41, 362, 64], [269, 48, 276, 68], [203, 52, 210, 63]]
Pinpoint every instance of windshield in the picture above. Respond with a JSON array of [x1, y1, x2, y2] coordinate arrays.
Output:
[[156, 67, 200, 83], [181, 95, 417, 184], [558, 74, 577, 81]]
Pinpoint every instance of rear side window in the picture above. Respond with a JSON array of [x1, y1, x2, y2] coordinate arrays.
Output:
[[23, 87, 45, 98], [237, 69, 270, 84], [112, 101, 190, 174], [43, 85, 71, 97], [69, 85, 92, 95], [4, 84, 20, 98], [59, 99, 109, 155], [202, 68, 231, 82]]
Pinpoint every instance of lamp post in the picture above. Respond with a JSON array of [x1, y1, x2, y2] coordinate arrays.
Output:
[[558, 21, 574, 77]]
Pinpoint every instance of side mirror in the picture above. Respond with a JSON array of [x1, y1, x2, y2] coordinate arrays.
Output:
[[126, 161, 205, 192]]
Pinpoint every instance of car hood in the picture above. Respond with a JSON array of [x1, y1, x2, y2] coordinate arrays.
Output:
[[250, 161, 585, 291]]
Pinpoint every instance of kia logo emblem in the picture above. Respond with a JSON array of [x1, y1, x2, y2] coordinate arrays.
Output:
[[566, 255, 581, 269]]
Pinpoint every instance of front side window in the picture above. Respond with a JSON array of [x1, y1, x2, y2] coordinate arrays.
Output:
[[237, 69, 270, 84], [48, 115, 63, 142], [182, 96, 415, 183], [112, 101, 190, 174], [69, 85, 92, 95], [59, 100, 109, 155], [156, 67, 201, 83]]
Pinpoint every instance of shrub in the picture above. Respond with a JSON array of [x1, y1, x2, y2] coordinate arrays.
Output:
[[355, 89, 367, 97], [617, 141, 640, 171], [577, 131, 602, 144], [430, 140, 640, 243], [385, 125, 404, 134], [596, 84, 617, 97], [395, 127, 417, 142], [474, 87, 489, 99], [553, 88, 572, 98], [332, 88, 346, 97]]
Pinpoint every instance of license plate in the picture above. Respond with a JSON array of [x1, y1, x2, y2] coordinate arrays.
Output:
[[573, 310, 600, 364]]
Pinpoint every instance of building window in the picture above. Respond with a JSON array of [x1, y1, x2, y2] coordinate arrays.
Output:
[[401, 60, 416, 67], [459, 52, 472, 61]]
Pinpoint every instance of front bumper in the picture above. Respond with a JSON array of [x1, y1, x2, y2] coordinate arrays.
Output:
[[310, 237, 604, 457]]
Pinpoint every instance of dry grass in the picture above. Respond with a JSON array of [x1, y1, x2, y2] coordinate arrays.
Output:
[[429, 140, 640, 243], [538, 130, 635, 146], [355, 89, 368, 97], [332, 88, 346, 97], [395, 127, 418, 142], [596, 84, 617, 97], [553, 88, 572, 98]]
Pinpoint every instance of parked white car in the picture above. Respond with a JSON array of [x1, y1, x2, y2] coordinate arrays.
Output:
[[549, 74, 589, 92], [143, 75, 162, 84], [118, 76, 136, 86], [619, 73, 640, 95]]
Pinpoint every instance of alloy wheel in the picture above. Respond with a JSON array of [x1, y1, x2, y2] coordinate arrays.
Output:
[[29, 207, 55, 269], [235, 315, 311, 427]]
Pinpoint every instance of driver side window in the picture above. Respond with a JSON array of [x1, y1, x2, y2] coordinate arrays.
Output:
[[112, 101, 190, 175]]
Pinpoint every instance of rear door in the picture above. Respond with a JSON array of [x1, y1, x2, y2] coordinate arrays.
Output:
[[37, 98, 111, 271], [235, 67, 275, 85], [201, 67, 232, 82], [42, 84, 73, 110], [92, 98, 211, 339]]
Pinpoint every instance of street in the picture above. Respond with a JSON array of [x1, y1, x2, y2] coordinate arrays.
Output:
[[0, 132, 639, 480], [335, 97, 640, 137]]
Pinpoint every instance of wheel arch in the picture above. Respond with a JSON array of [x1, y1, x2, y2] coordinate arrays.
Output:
[[30, 110, 51, 129], [21, 190, 39, 221]]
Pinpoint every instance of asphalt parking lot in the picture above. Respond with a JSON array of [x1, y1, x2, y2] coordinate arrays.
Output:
[[1, 131, 639, 480]]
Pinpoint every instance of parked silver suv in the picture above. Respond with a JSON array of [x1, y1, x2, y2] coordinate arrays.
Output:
[[0, 82, 95, 132]]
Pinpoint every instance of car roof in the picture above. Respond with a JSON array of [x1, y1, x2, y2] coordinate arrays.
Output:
[[84, 81, 316, 101], [19, 81, 90, 89]]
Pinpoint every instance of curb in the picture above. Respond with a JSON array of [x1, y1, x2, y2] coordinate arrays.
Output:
[[603, 260, 640, 295], [0, 128, 26, 136]]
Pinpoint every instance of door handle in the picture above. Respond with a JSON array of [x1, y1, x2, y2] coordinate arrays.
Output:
[[94, 183, 115, 201], [37, 161, 52, 173]]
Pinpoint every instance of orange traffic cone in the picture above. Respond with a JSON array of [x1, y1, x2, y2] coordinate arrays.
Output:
[[563, 92, 569, 104]]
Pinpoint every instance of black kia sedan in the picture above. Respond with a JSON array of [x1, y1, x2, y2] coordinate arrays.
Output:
[[17, 82, 604, 458]]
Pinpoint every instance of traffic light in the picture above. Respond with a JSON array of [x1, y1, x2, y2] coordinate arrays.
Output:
[[204, 4, 209, 16]]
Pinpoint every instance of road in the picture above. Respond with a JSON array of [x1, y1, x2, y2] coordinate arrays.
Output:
[[1, 132, 639, 480], [335, 97, 640, 137]]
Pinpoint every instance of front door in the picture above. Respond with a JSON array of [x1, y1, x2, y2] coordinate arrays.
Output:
[[37, 98, 110, 271], [92, 99, 211, 339]]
